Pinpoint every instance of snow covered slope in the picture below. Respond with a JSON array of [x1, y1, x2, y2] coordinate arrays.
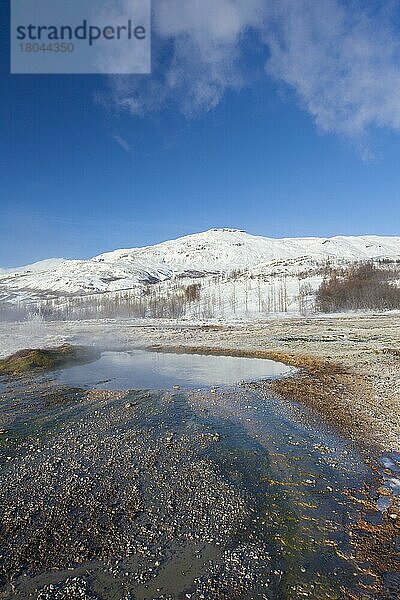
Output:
[[94, 228, 400, 271], [1, 229, 400, 313], [5, 258, 67, 275]]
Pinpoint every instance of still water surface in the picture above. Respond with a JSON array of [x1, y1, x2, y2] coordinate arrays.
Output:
[[55, 349, 293, 390]]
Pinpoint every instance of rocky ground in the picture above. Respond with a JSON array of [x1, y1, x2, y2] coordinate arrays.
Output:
[[0, 313, 399, 598], [1, 375, 398, 599], [0, 382, 267, 599]]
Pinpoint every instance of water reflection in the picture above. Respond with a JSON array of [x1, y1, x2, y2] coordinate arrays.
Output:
[[55, 349, 293, 390]]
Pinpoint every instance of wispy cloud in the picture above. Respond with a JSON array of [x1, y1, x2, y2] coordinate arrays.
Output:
[[106, 0, 400, 143], [265, 0, 400, 139], [108, 0, 266, 116], [112, 134, 132, 153]]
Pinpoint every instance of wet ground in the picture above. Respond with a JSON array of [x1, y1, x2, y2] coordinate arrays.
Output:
[[0, 351, 399, 599]]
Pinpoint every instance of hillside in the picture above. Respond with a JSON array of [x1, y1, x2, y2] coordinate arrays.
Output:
[[1, 229, 399, 320]]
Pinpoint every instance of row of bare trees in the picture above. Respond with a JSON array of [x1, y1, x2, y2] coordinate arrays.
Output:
[[316, 263, 400, 312], [0, 277, 304, 321], [36, 283, 202, 321], [3, 261, 398, 322]]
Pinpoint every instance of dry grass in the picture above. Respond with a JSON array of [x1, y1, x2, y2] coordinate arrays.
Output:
[[0, 344, 100, 377]]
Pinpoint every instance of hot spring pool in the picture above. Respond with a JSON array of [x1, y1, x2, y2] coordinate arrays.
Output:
[[53, 349, 293, 390]]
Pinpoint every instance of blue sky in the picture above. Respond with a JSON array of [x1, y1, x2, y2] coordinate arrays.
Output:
[[1, 0, 400, 267]]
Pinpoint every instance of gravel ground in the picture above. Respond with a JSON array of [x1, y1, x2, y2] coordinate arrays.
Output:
[[2, 377, 397, 599], [0, 385, 263, 599], [0, 314, 399, 598]]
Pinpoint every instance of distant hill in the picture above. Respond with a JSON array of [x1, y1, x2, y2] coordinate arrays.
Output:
[[1, 229, 399, 319]]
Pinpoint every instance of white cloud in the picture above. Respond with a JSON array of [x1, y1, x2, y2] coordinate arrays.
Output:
[[265, 0, 400, 137], [94, 0, 151, 74], [110, 0, 267, 117], [112, 134, 132, 153], [107, 0, 400, 141]]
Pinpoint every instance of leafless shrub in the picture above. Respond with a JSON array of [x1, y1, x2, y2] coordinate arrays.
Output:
[[184, 283, 201, 302], [316, 262, 400, 313]]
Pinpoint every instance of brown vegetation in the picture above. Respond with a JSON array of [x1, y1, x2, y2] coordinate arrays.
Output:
[[316, 262, 400, 312], [0, 344, 100, 377]]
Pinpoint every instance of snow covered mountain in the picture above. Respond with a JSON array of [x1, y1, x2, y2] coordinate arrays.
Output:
[[95, 228, 400, 269], [2, 258, 67, 276], [1, 228, 400, 318]]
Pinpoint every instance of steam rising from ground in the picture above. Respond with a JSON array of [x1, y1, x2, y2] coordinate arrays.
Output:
[[0, 315, 66, 358]]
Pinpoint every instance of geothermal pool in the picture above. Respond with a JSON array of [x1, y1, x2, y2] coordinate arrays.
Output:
[[53, 348, 293, 390]]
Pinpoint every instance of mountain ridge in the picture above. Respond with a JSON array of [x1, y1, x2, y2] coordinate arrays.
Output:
[[1, 229, 400, 308], [5, 228, 400, 271]]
